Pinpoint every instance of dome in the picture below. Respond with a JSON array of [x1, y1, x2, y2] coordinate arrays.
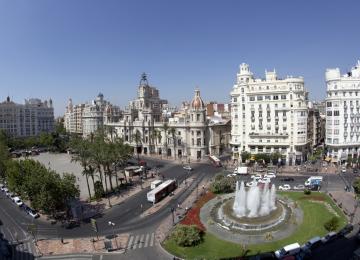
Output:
[[191, 89, 205, 110]]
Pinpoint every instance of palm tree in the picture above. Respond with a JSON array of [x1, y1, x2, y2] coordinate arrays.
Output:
[[170, 127, 177, 159], [69, 137, 93, 200], [163, 123, 169, 157], [105, 125, 117, 142], [133, 130, 142, 162]]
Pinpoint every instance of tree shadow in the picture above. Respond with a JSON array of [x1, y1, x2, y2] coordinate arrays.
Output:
[[0, 233, 35, 260]]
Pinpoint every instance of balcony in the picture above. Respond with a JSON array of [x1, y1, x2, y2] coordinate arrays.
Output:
[[249, 132, 289, 138], [344, 132, 348, 137]]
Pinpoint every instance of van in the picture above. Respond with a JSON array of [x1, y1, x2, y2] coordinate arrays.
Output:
[[301, 236, 322, 250], [274, 242, 301, 258]]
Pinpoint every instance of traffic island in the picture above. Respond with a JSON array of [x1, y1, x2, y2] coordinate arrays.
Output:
[[36, 234, 129, 256]]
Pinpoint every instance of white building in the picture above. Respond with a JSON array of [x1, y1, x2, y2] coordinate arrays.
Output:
[[64, 93, 122, 137], [325, 60, 360, 163], [0, 97, 54, 137], [230, 63, 309, 165]]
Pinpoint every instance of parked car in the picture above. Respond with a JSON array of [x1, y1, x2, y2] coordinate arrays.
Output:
[[13, 197, 23, 207], [1, 187, 8, 192], [274, 242, 301, 259], [279, 184, 291, 191], [62, 220, 80, 229], [339, 224, 354, 236], [227, 173, 237, 177], [341, 167, 347, 173], [301, 236, 322, 251], [24, 207, 40, 218], [280, 177, 294, 182], [183, 165, 193, 171], [354, 169, 358, 174], [293, 184, 305, 190], [321, 231, 338, 244], [248, 251, 276, 260], [264, 173, 276, 179]]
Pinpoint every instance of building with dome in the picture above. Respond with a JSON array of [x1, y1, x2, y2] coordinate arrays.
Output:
[[104, 74, 230, 160], [0, 97, 54, 137], [64, 93, 122, 137]]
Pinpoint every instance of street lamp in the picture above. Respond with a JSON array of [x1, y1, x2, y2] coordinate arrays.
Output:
[[108, 221, 119, 250], [170, 207, 175, 225]]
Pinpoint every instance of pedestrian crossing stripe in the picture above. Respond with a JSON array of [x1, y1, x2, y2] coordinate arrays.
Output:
[[126, 232, 155, 250]]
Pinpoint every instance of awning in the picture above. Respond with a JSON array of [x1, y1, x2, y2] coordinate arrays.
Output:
[[331, 158, 338, 163], [325, 157, 331, 162]]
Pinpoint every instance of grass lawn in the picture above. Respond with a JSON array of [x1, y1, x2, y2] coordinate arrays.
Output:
[[163, 191, 347, 260]]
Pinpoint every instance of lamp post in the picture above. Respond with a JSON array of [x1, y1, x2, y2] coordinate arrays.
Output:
[[108, 221, 118, 250]]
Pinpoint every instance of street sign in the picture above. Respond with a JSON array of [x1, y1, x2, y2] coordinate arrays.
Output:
[[90, 218, 98, 233]]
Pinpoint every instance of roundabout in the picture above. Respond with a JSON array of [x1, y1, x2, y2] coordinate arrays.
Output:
[[200, 182, 303, 244]]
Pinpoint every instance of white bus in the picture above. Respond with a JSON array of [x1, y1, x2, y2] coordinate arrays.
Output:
[[209, 155, 221, 167], [147, 180, 177, 204]]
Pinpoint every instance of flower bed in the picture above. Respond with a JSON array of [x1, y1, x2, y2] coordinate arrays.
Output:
[[180, 191, 215, 231]]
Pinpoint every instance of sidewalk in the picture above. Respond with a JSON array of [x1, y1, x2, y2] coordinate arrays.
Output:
[[329, 191, 360, 224], [36, 234, 129, 256]]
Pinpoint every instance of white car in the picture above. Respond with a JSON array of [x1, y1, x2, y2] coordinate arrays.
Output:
[[279, 184, 291, 190], [293, 184, 305, 190], [183, 165, 193, 171], [251, 174, 262, 179], [246, 181, 258, 187], [264, 173, 276, 179], [341, 167, 346, 173], [13, 197, 23, 207], [227, 173, 237, 177], [258, 177, 271, 184]]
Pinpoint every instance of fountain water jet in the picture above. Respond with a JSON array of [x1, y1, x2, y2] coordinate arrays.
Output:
[[233, 181, 277, 218]]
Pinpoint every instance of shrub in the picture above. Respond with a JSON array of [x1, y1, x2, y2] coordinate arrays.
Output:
[[171, 224, 203, 247], [324, 217, 340, 231], [304, 189, 311, 195]]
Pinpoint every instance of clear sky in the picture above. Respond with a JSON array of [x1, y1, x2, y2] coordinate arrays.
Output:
[[0, 0, 359, 116]]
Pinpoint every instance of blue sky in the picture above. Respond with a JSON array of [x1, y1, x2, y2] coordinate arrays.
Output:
[[0, 0, 359, 116]]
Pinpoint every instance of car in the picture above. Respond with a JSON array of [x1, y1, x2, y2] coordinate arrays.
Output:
[[341, 167, 347, 173], [13, 197, 23, 207], [321, 231, 338, 244], [278, 184, 291, 190], [293, 184, 305, 190], [62, 220, 80, 229], [246, 181, 258, 187], [183, 165, 193, 171], [5, 190, 12, 197], [280, 177, 294, 182], [339, 224, 354, 236], [227, 173, 237, 177], [264, 173, 276, 179], [354, 169, 358, 174], [301, 236, 322, 251], [0, 185, 6, 191], [275, 243, 301, 259], [258, 177, 271, 184], [251, 174, 263, 179], [24, 207, 40, 218], [248, 251, 276, 260]]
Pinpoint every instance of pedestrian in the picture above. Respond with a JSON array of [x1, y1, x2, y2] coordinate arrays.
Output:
[[185, 207, 188, 212], [177, 203, 180, 209], [61, 237, 64, 244]]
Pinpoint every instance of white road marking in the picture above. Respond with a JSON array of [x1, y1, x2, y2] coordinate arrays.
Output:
[[149, 232, 155, 247], [144, 233, 150, 248], [127, 235, 134, 249], [132, 235, 140, 249], [138, 234, 145, 248]]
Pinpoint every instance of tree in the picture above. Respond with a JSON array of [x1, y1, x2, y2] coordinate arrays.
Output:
[[0, 135, 9, 180], [270, 152, 281, 165], [163, 123, 169, 157], [324, 217, 340, 231], [353, 178, 360, 195], [39, 133, 54, 147], [170, 127, 177, 159], [70, 137, 93, 200], [241, 151, 251, 163], [133, 130, 142, 162], [171, 225, 203, 247]]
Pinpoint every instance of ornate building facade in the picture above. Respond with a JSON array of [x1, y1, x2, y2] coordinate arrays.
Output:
[[105, 74, 230, 160], [230, 63, 310, 165]]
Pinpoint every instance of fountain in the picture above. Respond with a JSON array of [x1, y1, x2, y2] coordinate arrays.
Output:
[[233, 181, 277, 218]]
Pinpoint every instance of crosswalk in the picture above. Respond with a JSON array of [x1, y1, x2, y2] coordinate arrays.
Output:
[[126, 232, 156, 250]]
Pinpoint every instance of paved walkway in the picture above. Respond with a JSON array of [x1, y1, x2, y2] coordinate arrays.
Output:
[[329, 191, 360, 224]]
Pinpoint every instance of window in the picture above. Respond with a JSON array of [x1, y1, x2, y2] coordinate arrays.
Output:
[[334, 111, 339, 116], [327, 102, 332, 107], [249, 96, 255, 101], [327, 111, 332, 116], [233, 97, 237, 102], [273, 95, 279, 100], [265, 95, 271, 100], [281, 95, 286, 100], [196, 114, 200, 121], [334, 129, 339, 135], [257, 96, 263, 101]]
